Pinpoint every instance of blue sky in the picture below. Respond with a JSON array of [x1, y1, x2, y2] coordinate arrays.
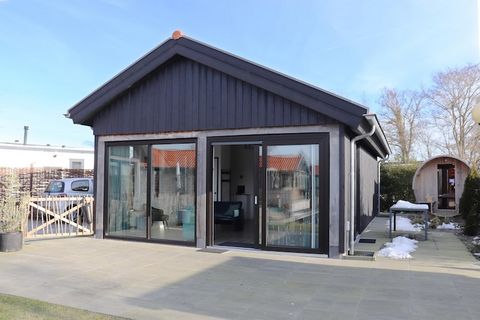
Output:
[[0, 0, 478, 147]]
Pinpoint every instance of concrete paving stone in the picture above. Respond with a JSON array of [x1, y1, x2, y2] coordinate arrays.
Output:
[[284, 272, 334, 285], [283, 279, 323, 294], [300, 308, 357, 320], [363, 279, 415, 291], [309, 274, 365, 288], [409, 288, 462, 303], [241, 301, 304, 320], [186, 305, 248, 320], [408, 301, 475, 320], [355, 314, 410, 320], [121, 307, 225, 320], [456, 286, 480, 299], [363, 286, 412, 301], [313, 285, 364, 301], [369, 268, 411, 278], [457, 299, 480, 314], [306, 297, 359, 314], [355, 298, 411, 320], [197, 292, 254, 311]]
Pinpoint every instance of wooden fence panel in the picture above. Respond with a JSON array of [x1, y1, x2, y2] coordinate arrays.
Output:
[[24, 196, 94, 239]]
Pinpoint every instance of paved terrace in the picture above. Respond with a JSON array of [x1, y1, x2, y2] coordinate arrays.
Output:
[[1, 217, 479, 320]]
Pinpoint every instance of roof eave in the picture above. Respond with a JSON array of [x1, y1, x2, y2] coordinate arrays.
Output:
[[355, 115, 391, 158]]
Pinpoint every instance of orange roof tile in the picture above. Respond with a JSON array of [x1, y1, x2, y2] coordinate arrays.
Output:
[[152, 149, 196, 168]]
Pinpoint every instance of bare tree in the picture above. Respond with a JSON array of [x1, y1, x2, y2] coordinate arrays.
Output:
[[417, 124, 442, 160], [378, 88, 425, 162], [426, 64, 480, 165]]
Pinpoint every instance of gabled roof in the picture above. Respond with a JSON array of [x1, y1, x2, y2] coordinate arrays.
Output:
[[68, 34, 368, 128], [67, 32, 390, 157]]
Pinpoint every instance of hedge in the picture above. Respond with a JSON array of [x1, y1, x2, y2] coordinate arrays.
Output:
[[459, 168, 480, 236], [380, 162, 420, 212]]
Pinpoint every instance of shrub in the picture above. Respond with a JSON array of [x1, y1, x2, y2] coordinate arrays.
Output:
[[0, 174, 28, 233], [459, 168, 480, 236], [380, 162, 419, 212], [464, 201, 479, 236], [459, 168, 480, 219]]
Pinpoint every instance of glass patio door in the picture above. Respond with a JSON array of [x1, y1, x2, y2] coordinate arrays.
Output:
[[208, 134, 328, 253], [263, 143, 321, 250], [211, 143, 262, 248]]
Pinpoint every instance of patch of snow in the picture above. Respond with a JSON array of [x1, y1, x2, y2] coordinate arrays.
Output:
[[386, 216, 422, 232], [378, 236, 418, 259], [391, 200, 429, 211], [437, 222, 460, 230]]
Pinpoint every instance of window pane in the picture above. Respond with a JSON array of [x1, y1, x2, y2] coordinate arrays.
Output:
[[150, 143, 196, 242], [107, 145, 148, 238], [266, 144, 319, 249], [45, 181, 64, 193], [70, 159, 84, 170], [71, 180, 89, 192]]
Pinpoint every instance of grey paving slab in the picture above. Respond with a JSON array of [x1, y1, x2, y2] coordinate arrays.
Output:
[[0, 224, 479, 320]]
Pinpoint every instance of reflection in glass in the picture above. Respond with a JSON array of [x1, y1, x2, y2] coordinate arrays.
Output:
[[150, 144, 196, 242], [266, 144, 319, 248], [107, 145, 148, 238]]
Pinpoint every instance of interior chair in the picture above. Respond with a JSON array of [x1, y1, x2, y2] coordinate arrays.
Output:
[[151, 207, 169, 229]]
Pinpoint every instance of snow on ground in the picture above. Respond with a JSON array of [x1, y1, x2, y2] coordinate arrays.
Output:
[[378, 236, 418, 259], [437, 222, 460, 230], [386, 216, 423, 232]]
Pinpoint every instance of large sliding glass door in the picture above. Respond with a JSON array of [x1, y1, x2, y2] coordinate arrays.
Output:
[[150, 143, 196, 242], [264, 144, 320, 249], [208, 134, 329, 254], [211, 144, 261, 248], [106, 145, 148, 238], [105, 140, 196, 245]]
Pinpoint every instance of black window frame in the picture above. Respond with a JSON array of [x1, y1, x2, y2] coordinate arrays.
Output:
[[104, 138, 197, 247], [206, 133, 329, 255]]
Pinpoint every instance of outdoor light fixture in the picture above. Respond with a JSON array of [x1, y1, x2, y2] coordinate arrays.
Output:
[[473, 102, 480, 125]]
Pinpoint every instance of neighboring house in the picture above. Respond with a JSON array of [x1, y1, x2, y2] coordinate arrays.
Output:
[[0, 142, 94, 169], [0, 142, 94, 196], [67, 32, 390, 257]]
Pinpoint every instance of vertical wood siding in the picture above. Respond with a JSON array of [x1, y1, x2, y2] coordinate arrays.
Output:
[[356, 145, 378, 234], [92, 56, 335, 135]]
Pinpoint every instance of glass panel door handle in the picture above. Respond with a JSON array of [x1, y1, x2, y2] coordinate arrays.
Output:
[[254, 195, 258, 205]]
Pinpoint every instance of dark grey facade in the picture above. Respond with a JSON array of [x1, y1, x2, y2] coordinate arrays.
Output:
[[92, 57, 335, 136], [68, 33, 390, 257]]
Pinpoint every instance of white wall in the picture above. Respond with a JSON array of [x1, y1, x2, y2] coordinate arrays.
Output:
[[0, 144, 94, 169], [220, 146, 231, 200], [230, 146, 255, 220]]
